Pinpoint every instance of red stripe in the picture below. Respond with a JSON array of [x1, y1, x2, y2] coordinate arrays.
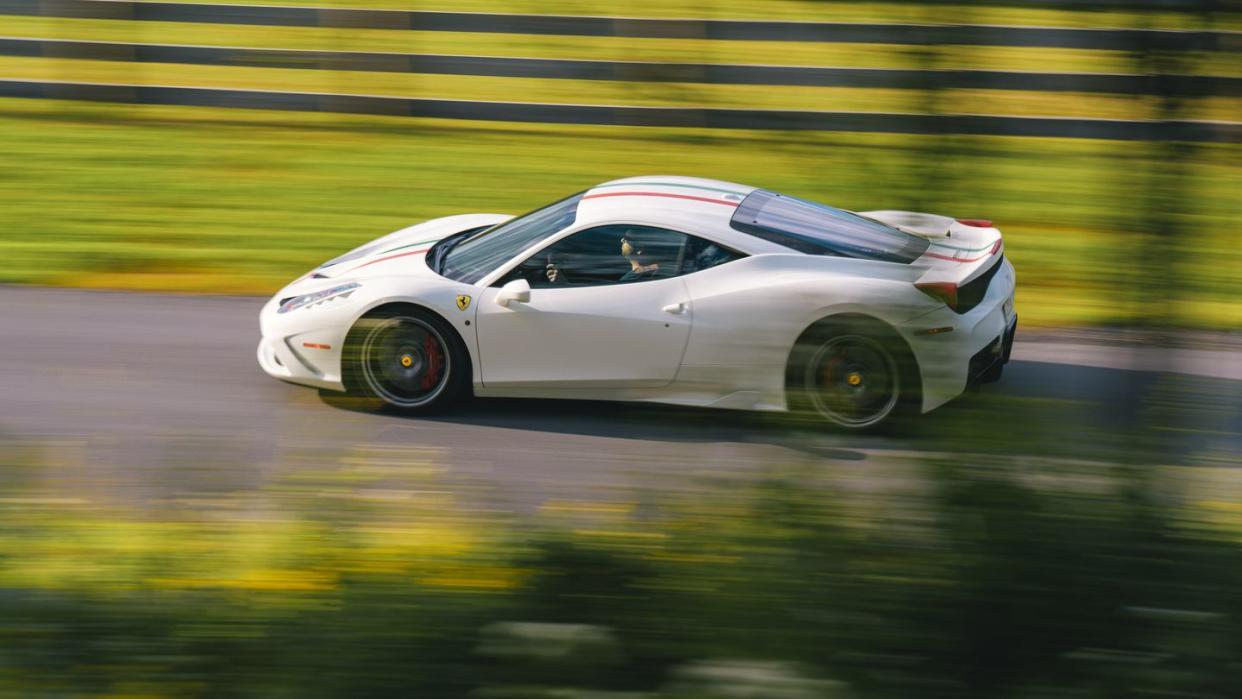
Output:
[[348, 248, 429, 272], [582, 191, 739, 207], [922, 240, 1002, 263]]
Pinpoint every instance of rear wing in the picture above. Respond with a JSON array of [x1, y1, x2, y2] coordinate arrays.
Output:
[[861, 210, 1004, 313], [860, 210, 1002, 285]]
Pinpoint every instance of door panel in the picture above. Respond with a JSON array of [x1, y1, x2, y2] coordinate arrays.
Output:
[[476, 277, 692, 389]]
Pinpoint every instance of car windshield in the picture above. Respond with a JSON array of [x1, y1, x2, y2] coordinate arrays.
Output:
[[437, 192, 584, 284], [730, 190, 929, 264]]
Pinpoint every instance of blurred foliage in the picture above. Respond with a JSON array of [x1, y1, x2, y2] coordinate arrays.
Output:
[[2, 434, 1241, 697]]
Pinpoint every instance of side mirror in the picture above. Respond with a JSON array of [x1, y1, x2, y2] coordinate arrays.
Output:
[[495, 278, 531, 307]]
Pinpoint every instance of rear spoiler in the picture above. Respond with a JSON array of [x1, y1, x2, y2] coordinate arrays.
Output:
[[861, 210, 1003, 286]]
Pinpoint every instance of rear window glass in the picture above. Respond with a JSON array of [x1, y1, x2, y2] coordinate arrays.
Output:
[[730, 190, 929, 264]]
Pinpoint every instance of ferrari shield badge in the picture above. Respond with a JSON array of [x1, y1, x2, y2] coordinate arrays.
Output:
[[456, 295, 472, 311]]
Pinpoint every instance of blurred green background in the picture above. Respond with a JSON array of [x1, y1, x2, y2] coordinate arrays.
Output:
[[4, 416, 1242, 697], [1, 0, 1238, 327]]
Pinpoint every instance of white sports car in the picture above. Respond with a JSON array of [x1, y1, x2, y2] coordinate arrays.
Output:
[[258, 176, 1016, 429]]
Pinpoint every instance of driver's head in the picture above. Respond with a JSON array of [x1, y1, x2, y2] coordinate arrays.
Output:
[[620, 230, 646, 260]]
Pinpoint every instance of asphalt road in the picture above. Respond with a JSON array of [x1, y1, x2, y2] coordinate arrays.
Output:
[[2, 286, 1238, 510]]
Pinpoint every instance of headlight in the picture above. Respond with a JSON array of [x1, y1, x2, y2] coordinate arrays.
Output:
[[277, 282, 361, 314]]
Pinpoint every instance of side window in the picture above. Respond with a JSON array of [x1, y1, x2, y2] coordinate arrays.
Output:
[[499, 225, 686, 289], [495, 225, 744, 289], [682, 235, 744, 274]]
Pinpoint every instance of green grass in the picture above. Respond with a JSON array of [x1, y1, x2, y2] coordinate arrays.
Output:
[[5, 443, 1240, 697], [131, 0, 1242, 30], [1, 97, 1238, 327], [10, 56, 1239, 120], [1, 0, 1237, 329], [3, 15, 1238, 76]]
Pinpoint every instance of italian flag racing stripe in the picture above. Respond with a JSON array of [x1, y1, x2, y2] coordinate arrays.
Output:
[[582, 191, 741, 207], [591, 181, 750, 196]]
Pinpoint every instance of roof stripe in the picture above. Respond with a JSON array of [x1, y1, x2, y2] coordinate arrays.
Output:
[[582, 191, 740, 207], [591, 181, 750, 196]]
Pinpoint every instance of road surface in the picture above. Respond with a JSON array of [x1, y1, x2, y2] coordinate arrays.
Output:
[[2, 286, 1238, 509]]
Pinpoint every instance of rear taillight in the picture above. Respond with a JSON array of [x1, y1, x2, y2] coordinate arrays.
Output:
[[956, 218, 994, 228], [916, 281, 958, 310]]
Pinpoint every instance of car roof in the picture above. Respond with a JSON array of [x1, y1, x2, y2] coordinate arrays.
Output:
[[471, 176, 815, 287], [576, 176, 759, 233]]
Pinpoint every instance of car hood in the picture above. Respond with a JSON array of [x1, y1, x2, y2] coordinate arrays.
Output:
[[271, 212, 510, 305], [303, 213, 511, 280]]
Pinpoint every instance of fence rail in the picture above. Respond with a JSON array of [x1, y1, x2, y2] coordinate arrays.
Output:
[[1, 0, 1237, 50], [1, 1, 1237, 140], [4, 37, 1239, 97], [2, 78, 1237, 142]]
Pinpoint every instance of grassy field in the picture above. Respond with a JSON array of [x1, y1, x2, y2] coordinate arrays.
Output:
[[4, 14, 1239, 76], [3, 436, 1240, 696], [7, 57, 1238, 120], [1, 97, 1238, 327], [94, 0, 1242, 29]]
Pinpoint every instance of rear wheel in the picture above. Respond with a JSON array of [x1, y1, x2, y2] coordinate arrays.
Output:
[[344, 307, 468, 412], [789, 320, 917, 431]]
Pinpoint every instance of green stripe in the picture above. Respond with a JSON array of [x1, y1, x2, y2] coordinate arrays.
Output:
[[543, 182, 1000, 253], [592, 181, 749, 196], [378, 238, 441, 255]]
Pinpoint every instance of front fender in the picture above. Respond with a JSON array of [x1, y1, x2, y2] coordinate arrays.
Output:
[[259, 275, 480, 391]]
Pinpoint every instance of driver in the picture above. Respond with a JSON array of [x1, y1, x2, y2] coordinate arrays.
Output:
[[545, 229, 666, 285], [618, 231, 662, 281]]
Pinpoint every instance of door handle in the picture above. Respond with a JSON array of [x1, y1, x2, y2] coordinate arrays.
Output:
[[662, 302, 687, 315]]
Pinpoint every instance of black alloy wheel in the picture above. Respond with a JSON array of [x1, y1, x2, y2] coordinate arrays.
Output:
[[790, 321, 916, 431], [346, 308, 467, 412]]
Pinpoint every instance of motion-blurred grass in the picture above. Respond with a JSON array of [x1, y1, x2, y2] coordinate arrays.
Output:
[[1, 97, 1239, 327], [0, 0, 1238, 327], [3, 430, 1241, 697], [4, 16, 1240, 75], [94, 0, 1242, 29], [10, 57, 1239, 119]]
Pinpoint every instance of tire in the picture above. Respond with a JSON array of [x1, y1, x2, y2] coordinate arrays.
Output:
[[342, 306, 469, 413], [788, 319, 919, 432]]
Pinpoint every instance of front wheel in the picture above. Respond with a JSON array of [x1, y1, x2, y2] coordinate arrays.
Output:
[[343, 307, 468, 413], [790, 325, 917, 431]]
